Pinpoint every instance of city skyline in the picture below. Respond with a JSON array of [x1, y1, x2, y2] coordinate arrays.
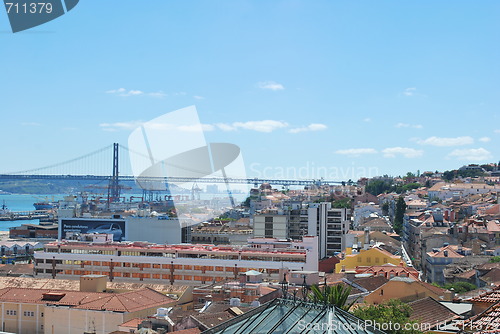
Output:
[[1, 1, 499, 179]]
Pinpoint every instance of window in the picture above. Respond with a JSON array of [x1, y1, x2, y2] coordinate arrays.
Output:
[[23, 311, 34, 317], [6, 310, 16, 316], [357, 257, 362, 262], [41, 312, 44, 317]]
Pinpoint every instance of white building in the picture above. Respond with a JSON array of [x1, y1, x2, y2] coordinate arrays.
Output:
[[59, 215, 183, 245], [34, 237, 319, 285], [308, 203, 350, 259]]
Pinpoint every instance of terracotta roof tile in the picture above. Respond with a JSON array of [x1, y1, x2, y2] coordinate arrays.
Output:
[[470, 286, 500, 303], [464, 301, 500, 331], [409, 297, 459, 328], [0, 287, 175, 312]]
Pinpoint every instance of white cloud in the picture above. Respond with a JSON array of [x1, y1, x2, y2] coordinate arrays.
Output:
[[232, 120, 289, 132], [416, 136, 474, 147], [495, 129, 500, 134], [193, 95, 205, 100], [447, 148, 492, 161], [479, 137, 491, 143], [177, 124, 215, 132], [289, 123, 327, 134], [106, 88, 168, 98], [335, 148, 378, 157], [215, 123, 237, 132], [99, 121, 142, 132], [258, 81, 285, 91], [382, 147, 424, 158], [106, 88, 126, 94], [403, 87, 417, 96], [148, 91, 167, 98], [395, 123, 423, 129], [363, 118, 371, 122]]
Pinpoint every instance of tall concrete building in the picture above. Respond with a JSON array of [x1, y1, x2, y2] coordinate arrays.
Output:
[[308, 202, 350, 259]]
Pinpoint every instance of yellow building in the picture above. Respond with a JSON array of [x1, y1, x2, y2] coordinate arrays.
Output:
[[363, 277, 446, 304], [335, 247, 403, 273], [0, 286, 176, 334]]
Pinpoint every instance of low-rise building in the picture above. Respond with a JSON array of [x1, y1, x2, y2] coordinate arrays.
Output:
[[0, 285, 176, 334], [364, 276, 446, 304], [335, 246, 403, 273], [34, 237, 319, 285]]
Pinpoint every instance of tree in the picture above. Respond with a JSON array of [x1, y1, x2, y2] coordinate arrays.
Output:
[[332, 198, 351, 209], [490, 256, 500, 263], [310, 284, 357, 311], [382, 202, 389, 216], [353, 299, 422, 334], [442, 170, 456, 181], [393, 196, 406, 234], [443, 282, 476, 293]]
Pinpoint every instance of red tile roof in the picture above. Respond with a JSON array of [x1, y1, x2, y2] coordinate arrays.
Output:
[[0, 287, 175, 312], [470, 286, 500, 303], [409, 297, 459, 329], [427, 245, 465, 258], [463, 301, 500, 331]]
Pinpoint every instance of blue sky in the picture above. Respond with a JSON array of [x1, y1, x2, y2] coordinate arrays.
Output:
[[1, 1, 499, 180]]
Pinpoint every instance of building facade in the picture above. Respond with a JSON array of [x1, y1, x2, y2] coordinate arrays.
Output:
[[34, 237, 318, 285], [308, 203, 350, 259]]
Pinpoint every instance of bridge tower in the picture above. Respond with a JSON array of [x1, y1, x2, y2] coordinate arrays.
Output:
[[108, 143, 121, 202]]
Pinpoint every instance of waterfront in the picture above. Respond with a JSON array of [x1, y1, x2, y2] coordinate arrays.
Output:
[[0, 194, 63, 231]]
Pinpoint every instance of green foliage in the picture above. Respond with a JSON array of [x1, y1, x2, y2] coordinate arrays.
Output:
[[392, 183, 422, 194], [443, 282, 476, 293], [393, 196, 406, 234], [382, 202, 389, 216], [442, 170, 456, 181], [353, 299, 422, 334], [332, 198, 351, 209], [365, 179, 422, 196], [242, 197, 251, 207], [309, 284, 357, 311], [490, 256, 500, 263], [365, 179, 393, 196]]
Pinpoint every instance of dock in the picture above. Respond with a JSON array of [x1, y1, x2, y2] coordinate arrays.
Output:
[[0, 210, 52, 222]]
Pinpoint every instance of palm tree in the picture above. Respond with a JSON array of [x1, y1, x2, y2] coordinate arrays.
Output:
[[310, 283, 357, 311]]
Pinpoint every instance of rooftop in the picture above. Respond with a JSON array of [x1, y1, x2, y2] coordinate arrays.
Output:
[[43, 240, 308, 257], [409, 297, 460, 329], [200, 298, 386, 334], [0, 287, 175, 312]]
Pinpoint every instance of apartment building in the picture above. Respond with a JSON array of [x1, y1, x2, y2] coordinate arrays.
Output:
[[253, 205, 308, 240], [34, 237, 319, 285], [308, 202, 351, 258], [0, 284, 176, 334]]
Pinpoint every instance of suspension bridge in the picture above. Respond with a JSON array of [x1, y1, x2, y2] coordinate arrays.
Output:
[[0, 143, 348, 201]]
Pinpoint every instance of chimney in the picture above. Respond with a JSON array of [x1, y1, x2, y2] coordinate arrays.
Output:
[[443, 250, 448, 257], [364, 228, 370, 245], [443, 288, 455, 302]]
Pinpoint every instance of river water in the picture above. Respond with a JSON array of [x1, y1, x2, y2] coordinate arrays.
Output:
[[0, 194, 64, 231]]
